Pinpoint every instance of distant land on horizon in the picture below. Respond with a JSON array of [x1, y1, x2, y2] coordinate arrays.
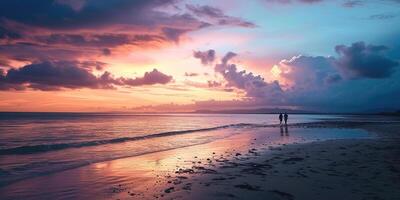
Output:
[[195, 108, 400, 115], [194, 108, 316, 114]]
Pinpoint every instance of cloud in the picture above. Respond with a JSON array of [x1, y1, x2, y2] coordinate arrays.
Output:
[[161, 27, 188, 43], [0, 0, 254, 65], [207, 80, 222, 87], [324, 73, 342, 84], [187, 42, 400, 112], [102, 48, 111, 56], [264, 0, 323, 4], [278, 55, 340, 89], [0, 61, 107, 90], [34, 33, 165, 48], [186, 4, 256, 27], [0, 25, 21, 39], [215, 51, 237, 72], [264, 0, 398, 7], [184, 72, 199, 77], [214, 52, 284, 103], [193, 49, 216, 65], [0, 61, 173, 90], [0, 0, 180, 30], [55, 0, 86, 11], [77, 61, 107, 71], [193, 50, 284, 104], [334, 41, 399, 79], [273, 42, 400, 111], [342, 0, 363, 7], [120, 69, 173, 86], [369, 14, 396, 20]]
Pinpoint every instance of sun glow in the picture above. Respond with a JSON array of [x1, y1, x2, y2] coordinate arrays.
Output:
[[270, 64, 282, 77]]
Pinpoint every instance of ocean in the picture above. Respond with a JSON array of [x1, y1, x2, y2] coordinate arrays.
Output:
[[0, 112, 380, 187]]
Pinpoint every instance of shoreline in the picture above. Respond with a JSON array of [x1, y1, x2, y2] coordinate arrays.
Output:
[[0, 121, 399, 199]]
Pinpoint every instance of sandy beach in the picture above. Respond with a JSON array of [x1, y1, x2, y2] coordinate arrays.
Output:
[[0, 120, 399, 200]]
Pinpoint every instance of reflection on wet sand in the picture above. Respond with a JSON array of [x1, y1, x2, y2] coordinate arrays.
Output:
[[280, 125, 289, 136]]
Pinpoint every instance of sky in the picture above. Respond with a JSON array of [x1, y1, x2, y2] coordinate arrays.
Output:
[[0, 0, 399, 112]]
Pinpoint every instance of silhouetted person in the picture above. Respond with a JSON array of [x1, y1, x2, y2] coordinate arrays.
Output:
[[284, 113, 288, 125], [279, 113, 283, 125]]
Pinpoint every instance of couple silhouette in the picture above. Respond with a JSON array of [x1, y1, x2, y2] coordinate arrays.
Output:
[[279, 113, 288, 125], [279, 113, 289, 136]]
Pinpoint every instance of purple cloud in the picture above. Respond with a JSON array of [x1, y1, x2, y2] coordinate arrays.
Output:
[[214, 52, 284, 103], [120, 69, 173, 86], [0, 62, 173, 91], [193, 49, 216, 65], [342, 0, 363, 7], [264, 0, 323, 4], [207, 80, 222, 87], [102, 48, 111, 56], [161, 27, 189, 43], [188, 43, 400, 112], [186, 4, 256, 28], [334, 41, 399, 79], [184, 72, 199, 77], [279, 55, 340, 89], [34, 33, 165, 48], [0, 0, 254, 65]]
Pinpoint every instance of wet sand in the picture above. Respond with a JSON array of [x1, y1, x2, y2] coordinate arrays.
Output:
[[0, 121, 399, 200]]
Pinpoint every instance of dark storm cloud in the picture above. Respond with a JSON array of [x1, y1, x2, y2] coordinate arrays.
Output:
[[334, 41, 399, 79], [186, 4, 256, 27], [0, 61, 173, 91], [193, 49, 216, 65]]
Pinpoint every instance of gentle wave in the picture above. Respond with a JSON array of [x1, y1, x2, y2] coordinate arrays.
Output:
[[0, 123, 254, 155], [3, 120, 388, 156]]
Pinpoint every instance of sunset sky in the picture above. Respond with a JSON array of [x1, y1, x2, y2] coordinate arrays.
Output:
[[0, 0, 399, 112]]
